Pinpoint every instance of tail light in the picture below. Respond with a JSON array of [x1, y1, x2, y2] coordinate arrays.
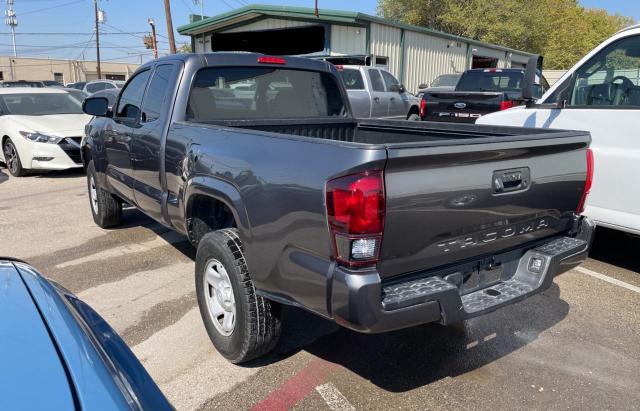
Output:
[[577, 148, 594, 214], [500, 100, 516, 110], [326, 170, 385, 268], [419, 99, 426, 118], [257, 56, 286, 65]]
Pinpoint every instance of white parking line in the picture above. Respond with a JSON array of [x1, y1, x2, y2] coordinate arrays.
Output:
[[575, 266, 640, 294], [316, 383, 356, 411]]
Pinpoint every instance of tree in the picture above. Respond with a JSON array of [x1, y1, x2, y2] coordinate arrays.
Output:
[[377, 0, 635, 69], [177, 43, 192, 53]]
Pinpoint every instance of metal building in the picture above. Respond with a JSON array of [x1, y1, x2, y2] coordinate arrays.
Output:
[[177, 4, 534, 93]]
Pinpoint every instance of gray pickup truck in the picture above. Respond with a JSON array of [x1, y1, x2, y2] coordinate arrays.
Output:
[[81, 53, 594, 363]]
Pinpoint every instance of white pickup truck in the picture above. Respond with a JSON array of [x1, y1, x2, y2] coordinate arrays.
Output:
[[478, 25, 640, 235]]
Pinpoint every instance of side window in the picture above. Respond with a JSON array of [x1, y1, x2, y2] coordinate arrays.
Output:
[[104, 83, 115, 90], [381, 70, 400, 90], [115, 70, 151, 120], [369, 69, 385, 92], [86, 83, 102, 93], [570, 35, 640, 107], [141, 65, 175, 123]]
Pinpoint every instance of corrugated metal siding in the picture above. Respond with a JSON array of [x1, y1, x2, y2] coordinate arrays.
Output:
[[403, 30, 467, 93], [194, 34, 211, 53], [330, 25, 367, 55], [370, 23, 402, 75], [221, 18, 312, 33], [543, 70, 567, 86]]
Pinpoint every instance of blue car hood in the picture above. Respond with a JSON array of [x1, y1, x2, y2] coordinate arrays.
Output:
[[0, 261, 75, 410]]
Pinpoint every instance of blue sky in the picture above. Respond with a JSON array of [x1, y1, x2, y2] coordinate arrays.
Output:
[[1, 0, 637, 63]]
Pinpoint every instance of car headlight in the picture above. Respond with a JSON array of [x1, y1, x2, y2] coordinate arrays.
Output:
[[19, 131, 64, 144]]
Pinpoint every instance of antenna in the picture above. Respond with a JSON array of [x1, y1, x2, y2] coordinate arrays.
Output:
[[5, 0, 18, 57]]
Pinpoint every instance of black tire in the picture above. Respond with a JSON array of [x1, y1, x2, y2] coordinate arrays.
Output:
[[407, 113, 420, 121], [3, 137, 26, 177], [196, 228, 282, 364], [86, 160, 122, 228]]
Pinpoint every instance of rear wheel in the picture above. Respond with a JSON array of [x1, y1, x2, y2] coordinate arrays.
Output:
[[3, 138, 26, 177], [196, 228, 282, 363], [86, 160, 122, 228], [407, 113, 420, 121]]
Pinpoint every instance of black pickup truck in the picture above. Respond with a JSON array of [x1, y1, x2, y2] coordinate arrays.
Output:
[[420, 68, 550, 123], [81, 53, 594, 363]]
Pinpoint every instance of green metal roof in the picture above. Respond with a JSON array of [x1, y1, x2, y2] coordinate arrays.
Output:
[[177, 4, 533, 57]]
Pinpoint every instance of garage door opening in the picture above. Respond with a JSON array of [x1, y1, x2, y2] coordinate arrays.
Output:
[[471, 55, 498, 69], [211, 25, 326, 55]]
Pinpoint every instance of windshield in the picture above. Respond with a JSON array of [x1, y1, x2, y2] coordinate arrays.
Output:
[[187, 67, 346, 121], [431, 74, 460, 88], [0, 93, 83, 115], [456, 70, 524, 92]]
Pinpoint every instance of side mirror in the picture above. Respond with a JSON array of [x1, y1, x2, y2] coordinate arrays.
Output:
[[83, 97, 110, 117], [418, 83, 429, 89], [389, 84, 406, 93], [522, 55, 543, 104]]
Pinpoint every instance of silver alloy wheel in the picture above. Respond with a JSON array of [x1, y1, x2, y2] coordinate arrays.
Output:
[[3, 141, 17, 175], [89, 175, 99, 215], [204, 258, 236, 336]]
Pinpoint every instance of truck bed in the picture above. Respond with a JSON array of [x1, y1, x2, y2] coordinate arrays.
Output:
[[194, 117, 575, 146]]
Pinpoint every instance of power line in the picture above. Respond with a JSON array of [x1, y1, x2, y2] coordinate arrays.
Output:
[[0, 32, 149, 35], [20, 0, 86, 16]]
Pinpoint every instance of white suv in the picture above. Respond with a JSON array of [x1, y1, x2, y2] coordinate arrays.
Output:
[[477, 25, 640, 235], [83, 80, 125, 95]]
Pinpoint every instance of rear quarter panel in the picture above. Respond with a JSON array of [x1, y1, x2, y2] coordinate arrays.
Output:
[[167, 123, 386, 315]]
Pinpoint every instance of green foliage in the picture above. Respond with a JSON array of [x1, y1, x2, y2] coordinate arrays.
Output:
[[376, 0, 636, 69]]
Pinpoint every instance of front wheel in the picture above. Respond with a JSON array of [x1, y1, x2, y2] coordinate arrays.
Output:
[[86, 160, 122, 228], [3, 138, 26, 177], [196, 228, 282, 363]]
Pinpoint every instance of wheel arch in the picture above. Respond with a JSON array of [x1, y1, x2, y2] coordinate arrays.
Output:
[[184, 177, 250, 246]]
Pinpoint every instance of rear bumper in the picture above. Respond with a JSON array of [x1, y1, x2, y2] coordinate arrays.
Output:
[[329, 216, 594, 333]]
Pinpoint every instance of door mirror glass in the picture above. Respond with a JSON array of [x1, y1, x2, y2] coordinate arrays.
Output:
[[418, 83, 429, 89], [83, 97, 109, 117]]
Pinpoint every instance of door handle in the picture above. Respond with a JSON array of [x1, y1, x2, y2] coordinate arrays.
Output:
[[374, 97, 380, 103], [492, 168, 530, 194], [390, 97, 396, 102]]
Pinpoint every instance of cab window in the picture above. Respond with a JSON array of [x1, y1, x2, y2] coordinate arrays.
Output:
[[115, 70, 151, 120], [381, 70, 400, 90], [570, 35, 640, 107], [369, 69, 385, 92]]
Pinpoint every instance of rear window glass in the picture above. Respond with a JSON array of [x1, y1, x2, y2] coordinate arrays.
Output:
[[456, 70, 524, 92], [187, 67, 346, 121], [339, 68, 364, 90]]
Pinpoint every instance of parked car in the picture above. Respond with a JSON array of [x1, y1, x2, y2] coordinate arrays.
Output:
[[82, 53, 594, 364], [83, 79, 125, 95], [416, 73, 461, 98], [0, 258, 172, 410], [336, 64, 421, 119], [42, 80, 65, 88], [66, 81, 87, 90], [63, 87, 89, 103], [477, 25, 640, 235], [1, 80, 46, 88], [420, 67, 550, 123], [0, 88, 90, 176]]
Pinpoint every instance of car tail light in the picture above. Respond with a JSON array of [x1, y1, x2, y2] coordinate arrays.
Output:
[[326, 170, 385, 268], [500, 100, 516, 110], [419, 99, 426, 118], [577, 148, 594, 214], [257, 56, 286, 65], [335, 65, 344, 71]]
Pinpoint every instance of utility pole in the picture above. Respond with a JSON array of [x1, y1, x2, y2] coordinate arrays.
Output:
[[163, 0, 176, 54], [5, 0, 18, 57], [148, 18, 158, 59], [94, 0, 102, 79]]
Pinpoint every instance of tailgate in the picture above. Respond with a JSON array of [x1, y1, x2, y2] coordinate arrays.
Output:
[[378, 133, 589, 279], [424, 92, 503, 120]]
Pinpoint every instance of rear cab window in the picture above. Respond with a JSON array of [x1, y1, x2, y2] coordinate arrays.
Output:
[[186, 67, 346, 121], [456, 70, 524, 92], [339, 68, 365, 90]]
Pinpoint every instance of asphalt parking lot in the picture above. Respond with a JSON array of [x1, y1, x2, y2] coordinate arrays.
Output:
[[1, 168, 639, 411]]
